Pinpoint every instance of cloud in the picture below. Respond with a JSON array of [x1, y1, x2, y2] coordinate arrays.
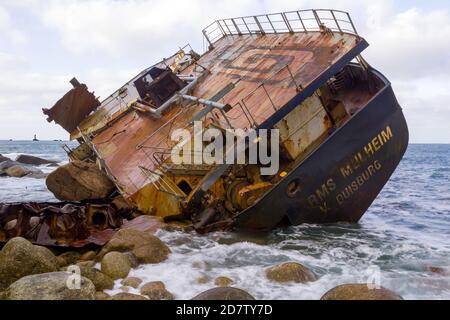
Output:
[[0, 52, 72, 139], [363, 8, 450, 79], [0, 6, 27, 45]]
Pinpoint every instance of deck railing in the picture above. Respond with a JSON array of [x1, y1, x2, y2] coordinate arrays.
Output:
[[202, 9, 358, 48]]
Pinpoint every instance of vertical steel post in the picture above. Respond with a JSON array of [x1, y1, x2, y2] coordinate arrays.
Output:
[[254, 16, 265, 34], [312, 10, 322, 30], [202, 30, 214, 49], [281, 12, 293, 33], [296, 11, 307, 32], [331, 10, 342, 33], [266, 14, 277, 33], [242, 17, 251, 34], [347, 12, 358, 34]]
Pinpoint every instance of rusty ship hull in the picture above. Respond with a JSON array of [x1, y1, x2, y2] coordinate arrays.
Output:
[[1, 9, 410, 246], [236, 65, 409, 229]]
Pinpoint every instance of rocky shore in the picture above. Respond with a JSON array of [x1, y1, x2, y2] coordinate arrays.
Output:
[[0, 153, 444, 300], [0, 154, 57, 178], [0, 222, 410, 300]]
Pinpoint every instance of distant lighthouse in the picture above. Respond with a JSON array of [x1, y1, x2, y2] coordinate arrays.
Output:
[[33, 134, 39, 142]]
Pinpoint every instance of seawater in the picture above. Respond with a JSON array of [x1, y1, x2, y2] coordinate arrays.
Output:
[[1, 141, 449, 299]]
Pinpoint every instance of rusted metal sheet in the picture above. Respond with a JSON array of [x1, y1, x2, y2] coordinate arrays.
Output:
[[43, 80, 100, 133], [275, 93, 331, 160], [0, 200, 134, 248]]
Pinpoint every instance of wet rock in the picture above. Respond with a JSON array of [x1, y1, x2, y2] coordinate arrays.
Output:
[[5, 165, 29, 177], [110, 293, 148, 300], [215, 276, 234, 287], [4, 272, 95, 300], [0, 160, 18, 174], [101, 251, 131, 280], [0, 154, 11, 163], [99, 229, 170, 264], [320, 284, 403, 300], [76, 260, 96, 269], [75, 260, 114, 291], [80, 251, 97, 261], [121, 277, 143, 289], [46, 160, 115, 201], [140, 281, 174, 300], [57, 251, 81, 267], [16, 155, 57, 166], [123, 251, 139, 268], [88, 270, 114, 291], [0, 237, 59, 290], [95, 292, 111, 300], [0, 159, 44, 178], [266, 262, 317, 284], [192, 287, 255, 300], [197, 276, 210, 284], [6, 165, 43, 178]]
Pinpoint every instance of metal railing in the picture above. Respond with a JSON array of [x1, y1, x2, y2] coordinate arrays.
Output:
[[202, 9, 358, 48]]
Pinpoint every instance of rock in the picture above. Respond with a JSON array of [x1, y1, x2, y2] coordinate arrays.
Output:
[[4, 272, 95, 300], [320, 284, 404, 300], [192, 287, 255, 300], [99, 229, 170, 264], [80, 251, 97, 261], [123, 252, 139, 268], [57, 251, 81, 267], [140, 281, 174, 300], [0, 237, 59, 290], [197, 276, 210, 284], [46, 160, 115, 201], [0, 159, 44, 178], [0, 160, 17, 174], [91, 271, 115, 291], [75, 260, 114, 291], [101, 252, 131, 280], [76, 260, 96, 269], [111, 293, 148, 300], [5, 165, 29, 177], [265, 262, 317, 284], [0, 154, 11, 163], [15, 154, 57, 166], [215, 276, 234, 287], [121, 277, 143, 289], [121, 215, 166, 234], [95, 292, 111, 300], [0, 161, 16, 173]]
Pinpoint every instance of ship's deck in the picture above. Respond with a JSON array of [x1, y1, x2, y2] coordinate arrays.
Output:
[[92, 31, 368, 198]]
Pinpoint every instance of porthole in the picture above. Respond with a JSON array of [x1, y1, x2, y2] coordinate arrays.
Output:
[[287, 179, 302, 197]]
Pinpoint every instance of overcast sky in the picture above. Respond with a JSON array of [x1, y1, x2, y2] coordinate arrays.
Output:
[[0, 0, 449, 142]]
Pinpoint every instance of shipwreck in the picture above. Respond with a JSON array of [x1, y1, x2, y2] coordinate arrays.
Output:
[[1, 9, 409, 246]]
